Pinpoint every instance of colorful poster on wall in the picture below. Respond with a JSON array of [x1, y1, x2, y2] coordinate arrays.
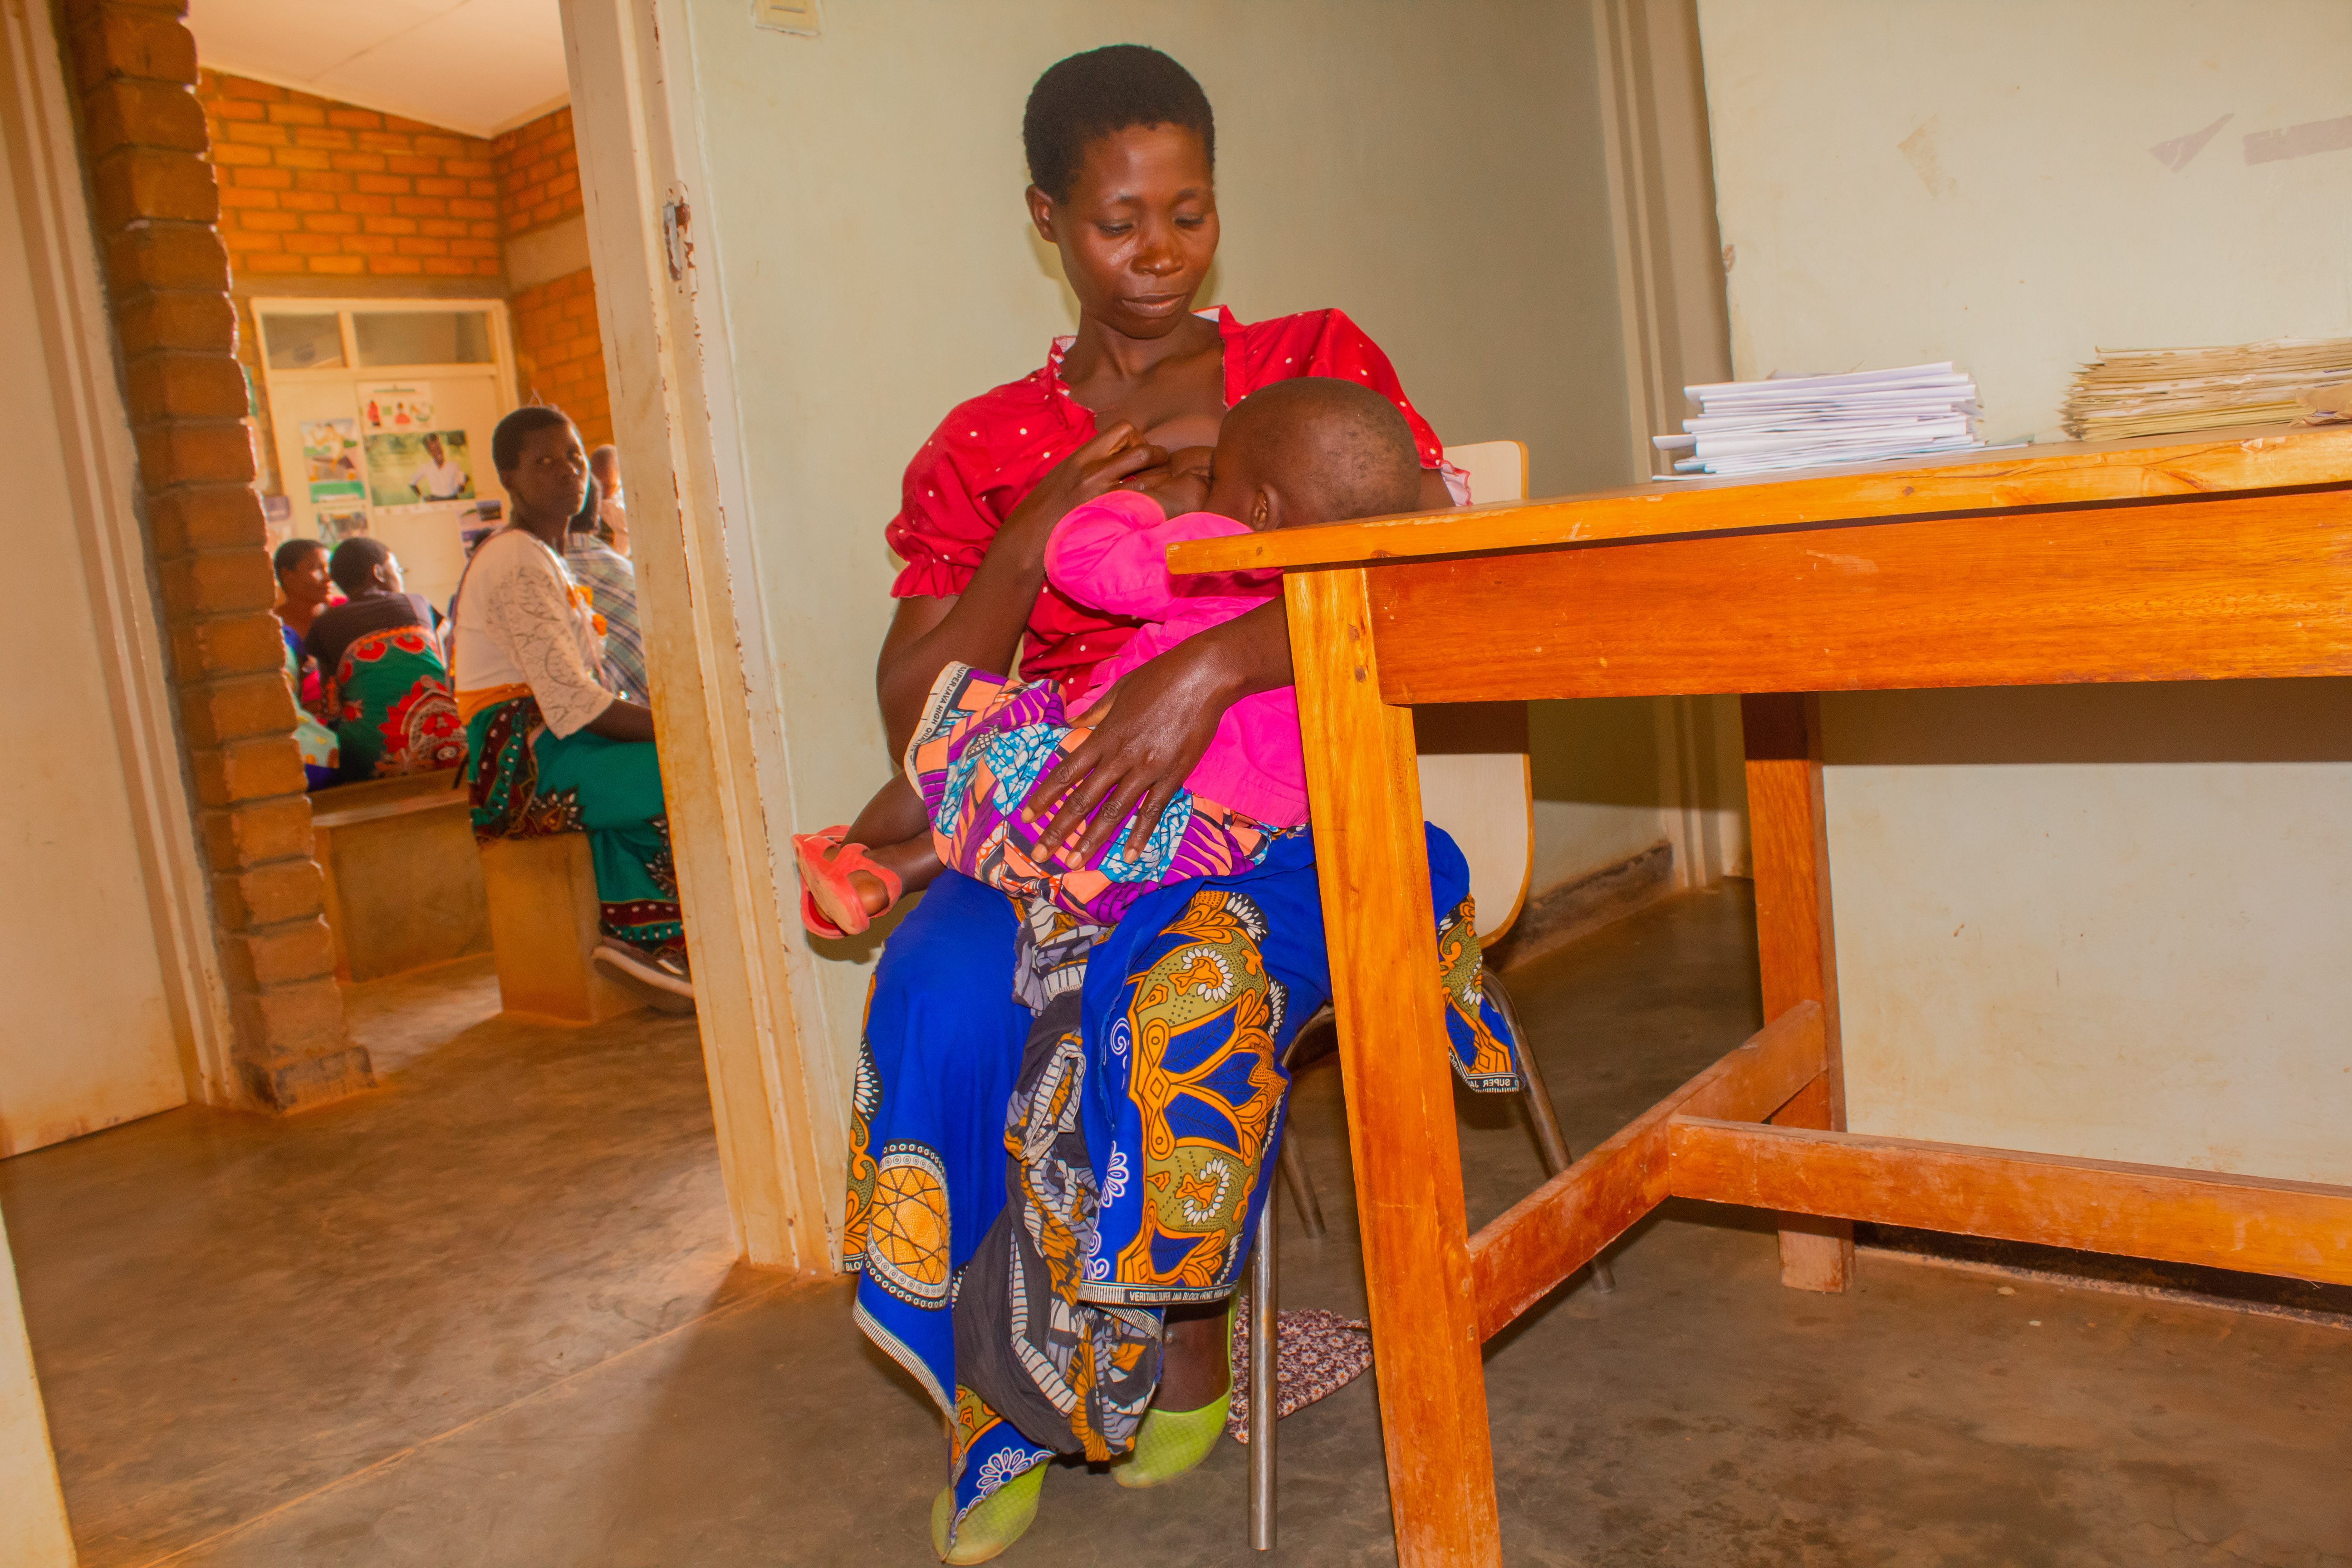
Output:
[[317, 509, 371, 543], [359, 382, 434, 433], [300, 417, 365, 504], [363, 428, 476, 508]]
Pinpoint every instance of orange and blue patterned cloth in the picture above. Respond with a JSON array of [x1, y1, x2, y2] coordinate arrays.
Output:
[[843, 825, 1519, 1553], [906, 663, 1276, 927]]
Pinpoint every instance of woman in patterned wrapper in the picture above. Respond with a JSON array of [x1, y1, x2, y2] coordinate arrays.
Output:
[[448, 407, 691, 1009], [806, 46, 1528, 1562], [306, 537, 466, 782]]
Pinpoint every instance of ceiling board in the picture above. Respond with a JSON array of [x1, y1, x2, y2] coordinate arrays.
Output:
[[189, 0, 568, 139]]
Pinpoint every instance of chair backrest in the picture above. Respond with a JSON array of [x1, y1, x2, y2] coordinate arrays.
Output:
[[1418, 442, 1535, 944], [1441, 441, 1529, 512]]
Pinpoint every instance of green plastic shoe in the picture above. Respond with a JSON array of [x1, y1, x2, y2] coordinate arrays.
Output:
[[1113, 1395, 1230, 1489], [931, 1463, 1044, 1565], [1114, 1301, 1235, 1489]]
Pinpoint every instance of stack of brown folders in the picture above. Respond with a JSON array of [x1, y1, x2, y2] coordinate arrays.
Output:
[[2060, 338, 2352, 440]]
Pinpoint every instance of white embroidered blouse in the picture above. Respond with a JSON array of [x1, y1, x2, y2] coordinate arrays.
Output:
[[451, 526, 615, 737]]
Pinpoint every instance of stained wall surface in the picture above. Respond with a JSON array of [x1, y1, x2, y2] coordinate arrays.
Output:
[[1697, 0, 2352, 1182], [1529, 697, 1665, 896], [667, 0, 1641, 1068], [0, 67, 188, 1154], [1697, 0, 2352, 443]]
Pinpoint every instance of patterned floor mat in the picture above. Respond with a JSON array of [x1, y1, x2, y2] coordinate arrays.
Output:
[[1225, 1301, 1374, 1442]]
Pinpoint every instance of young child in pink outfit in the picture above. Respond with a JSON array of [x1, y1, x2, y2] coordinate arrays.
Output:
[[1047, 485, 1307, 826], [796, 377, 1422, 936]]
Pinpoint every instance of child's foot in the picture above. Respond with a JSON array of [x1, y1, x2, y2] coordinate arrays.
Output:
[[793, 830, 904, 937]]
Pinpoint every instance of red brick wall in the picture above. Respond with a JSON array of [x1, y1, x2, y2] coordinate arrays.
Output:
[[495, 104, 609, 448], [64, 0, 370, 1112], [195, 76, 617, 470], [492, 103, 583, 234], [198, 69, 501, 282], [198, 69, 516, 484], [510, 268, 612, 448]]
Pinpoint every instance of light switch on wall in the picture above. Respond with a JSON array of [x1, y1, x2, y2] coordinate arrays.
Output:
[[753, 0, 820, 36]]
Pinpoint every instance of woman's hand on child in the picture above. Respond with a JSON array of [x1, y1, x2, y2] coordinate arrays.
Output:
[[1118, 445, 1212, 516], [1000, 422, 1167, 553], [1023, 637, 1241, 864]]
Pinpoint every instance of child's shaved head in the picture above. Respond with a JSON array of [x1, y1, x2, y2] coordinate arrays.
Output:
[[1216, 377, 1423, 526]]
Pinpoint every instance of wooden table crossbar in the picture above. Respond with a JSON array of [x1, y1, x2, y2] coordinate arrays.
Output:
[[1167, 426, 2352, 1566]]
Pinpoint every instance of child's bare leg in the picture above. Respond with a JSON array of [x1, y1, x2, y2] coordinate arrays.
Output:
[[801, 774, 942, 930], [847, 773, 931, 847], [848, 833, 941, 915]]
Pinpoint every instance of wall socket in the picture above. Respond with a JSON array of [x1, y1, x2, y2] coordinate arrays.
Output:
[[753, 0, 820, 36]]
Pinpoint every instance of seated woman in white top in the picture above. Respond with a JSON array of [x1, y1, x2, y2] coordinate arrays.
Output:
[[452, 407, 690, 1006]]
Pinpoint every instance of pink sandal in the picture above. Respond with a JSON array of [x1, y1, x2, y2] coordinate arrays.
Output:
[[793, 827, 902, 938]]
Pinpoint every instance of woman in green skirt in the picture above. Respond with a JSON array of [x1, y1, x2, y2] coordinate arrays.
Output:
[[307, 538, 466, 781], [450, 407, 692, 1008]]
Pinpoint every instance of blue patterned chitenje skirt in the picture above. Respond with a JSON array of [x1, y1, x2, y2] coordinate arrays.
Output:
[[842, 826, 1521, 1552]]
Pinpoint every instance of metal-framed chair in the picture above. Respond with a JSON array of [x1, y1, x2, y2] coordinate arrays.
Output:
[[1243, 441, 1614, 1551]]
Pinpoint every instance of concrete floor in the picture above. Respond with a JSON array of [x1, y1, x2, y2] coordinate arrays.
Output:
[[5, 889, 2349, 1567]]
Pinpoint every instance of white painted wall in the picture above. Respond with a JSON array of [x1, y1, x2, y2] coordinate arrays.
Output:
[[1699, 0, 2352, 444], [666, 0, 1643, 1073], [0, 1207, 74, 1568], [1699, 0, 2352, 1181], [1824, 684, 2352, 1185], [1, 0, 198, 1155], [1529, 698, 1666, 894]]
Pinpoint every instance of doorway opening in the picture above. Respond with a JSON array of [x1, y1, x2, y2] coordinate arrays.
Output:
[[251, 296, 518, 614], [0, 8, 740, 1558]]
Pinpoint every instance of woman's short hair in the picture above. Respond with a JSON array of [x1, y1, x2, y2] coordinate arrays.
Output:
[[491, 405, 573, 475], [1023, 45, 1214, 205], [328, 535, 392, 595], [272, 537, 326, 578]]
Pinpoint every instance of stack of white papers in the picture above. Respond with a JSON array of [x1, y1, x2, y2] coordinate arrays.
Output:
[[1653, 363, 1984, 476], [2060, 338, 2352, 440]]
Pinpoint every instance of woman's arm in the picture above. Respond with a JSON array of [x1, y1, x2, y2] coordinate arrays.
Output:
[[875, 424, 1164, 755], [584, 696, 657, 744], [874, 595, 961, 753], [1028, 465, 1454, 861], [1028, 597, 1292, 862]]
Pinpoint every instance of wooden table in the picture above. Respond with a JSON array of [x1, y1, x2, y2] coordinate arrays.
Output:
[[1169, 425, 2352, 1566]]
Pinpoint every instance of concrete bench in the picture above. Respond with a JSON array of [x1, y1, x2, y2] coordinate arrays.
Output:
[[311, 770, 490, 983], [476, 832, 641, 1023]]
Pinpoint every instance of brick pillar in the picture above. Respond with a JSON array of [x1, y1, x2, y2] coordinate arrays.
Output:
[[63, 0, 372, 1110]]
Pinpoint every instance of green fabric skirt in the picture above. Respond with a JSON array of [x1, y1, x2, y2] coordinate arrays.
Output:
[[330, 627, 466, 781], [465, 693, 684, 961]]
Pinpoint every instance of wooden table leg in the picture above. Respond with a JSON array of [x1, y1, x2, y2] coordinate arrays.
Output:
[[1739, 693, 1853, 1293], [1288, 568, 1501, 1567]]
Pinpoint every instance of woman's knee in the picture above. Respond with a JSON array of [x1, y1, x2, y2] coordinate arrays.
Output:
[[864, 871, 1026, 1080]]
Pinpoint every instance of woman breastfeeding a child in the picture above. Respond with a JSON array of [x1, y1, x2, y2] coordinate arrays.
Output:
[[799, 46, 1526, 1561]]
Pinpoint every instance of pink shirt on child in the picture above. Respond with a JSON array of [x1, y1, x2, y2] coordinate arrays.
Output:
[[1043, 490, 1307, 827]]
